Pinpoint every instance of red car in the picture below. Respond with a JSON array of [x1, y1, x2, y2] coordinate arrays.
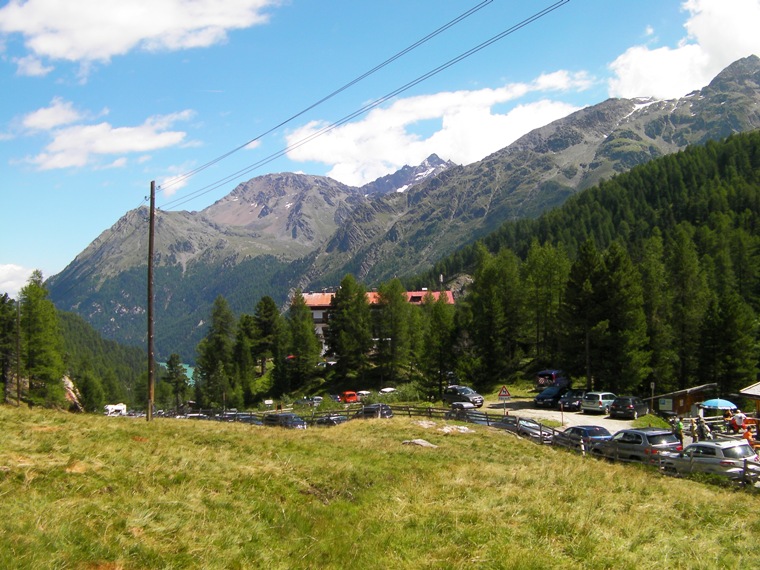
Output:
[[340, 391, 358, 403]]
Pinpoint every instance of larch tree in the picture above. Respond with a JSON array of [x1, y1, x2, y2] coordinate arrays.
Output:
[[19, 270, 66, 406]]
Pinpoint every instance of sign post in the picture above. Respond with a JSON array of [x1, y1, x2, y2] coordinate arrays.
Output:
[[498, 385, 511, 415]]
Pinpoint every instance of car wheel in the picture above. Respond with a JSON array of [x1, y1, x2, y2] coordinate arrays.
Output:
[[604, 406, 610, 415]]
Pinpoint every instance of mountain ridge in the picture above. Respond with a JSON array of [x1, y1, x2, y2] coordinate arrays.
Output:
[[47, 55, 760, 361]]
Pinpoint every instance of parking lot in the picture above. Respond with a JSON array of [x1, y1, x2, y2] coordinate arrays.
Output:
[[484, 397, 659, 434]]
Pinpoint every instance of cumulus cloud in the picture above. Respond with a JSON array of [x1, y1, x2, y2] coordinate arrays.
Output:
[[285, 72, 590, 186], [22, 97, 82, 130], [0, 0, 277, 73], [609, 0, 760, 98], [0, 264, 35, 299], [23, 105, 195, 170]]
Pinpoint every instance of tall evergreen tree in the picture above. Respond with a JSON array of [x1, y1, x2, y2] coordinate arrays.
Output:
[[195, 295, 237, 408], [560, 240, 605, 390], [252, 296, 280, 376], [464, 245, 525, 389], [373, 279, 412, 388], [164, 353, 190, 412], [0, 293, 16, 397], [595, 242, 651, 394], [419, 291, 456, 398], [283, 290, 320, 395], [325, 274, 373, 384], [521, 240, 570, 365], [666, 224, 708, 389], [638, 231, 676, 393], [19, 270, 65, 406]]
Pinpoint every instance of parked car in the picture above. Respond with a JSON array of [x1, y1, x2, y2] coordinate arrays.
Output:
[[553, 425, 612, 451], [534, 385, 570, 408], [609, 396, 649, 419], [558, 389, 586, 411], [581, 391, 617, 414], [262, 413, 307, 429], [340, 391, 359, 403], [357, 390, 371, 401], [591, 428, 681, 463], [535, 369, 570, 389], [315, 413, 349, 426], [442, 385, 484, 407], [660, 440, 760, 481], [294, 396, 323, 407], [492, 416, 553, 444], [353, 403, 393, 419]]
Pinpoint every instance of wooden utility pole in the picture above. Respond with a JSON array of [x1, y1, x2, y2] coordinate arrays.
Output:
[[147, 181, 156, 421], [16, 299, 20, 406]]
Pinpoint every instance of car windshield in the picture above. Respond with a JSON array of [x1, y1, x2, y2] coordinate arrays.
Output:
[[583, 394, 598, 401], [564, 391, 584, 398], [585, 427, 610, 437], [540, 387, 560, 396], [458, 387, 475, 395], [647, 433, 678, 445], [723, 444, 756, 459]]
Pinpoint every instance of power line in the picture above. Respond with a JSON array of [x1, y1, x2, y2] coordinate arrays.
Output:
[[47, 2, 495, 297], [162, 0, 570, 211], [158, 0, 494, 196]]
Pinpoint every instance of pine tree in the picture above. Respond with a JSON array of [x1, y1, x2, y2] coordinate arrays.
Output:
[[560, 240, 605, 390], [19, 270, 66, 406], [252, 296, 280, 376], [195, 295, 236, 408], [419, 291, 456, 398], [595, 242, 651, 394], [0, 293, 16, 397], [373, 279, 413, 388], [666, 225, 707, 389], [283, 290, 320, 395], [164, 353, 189, 412], [325, 274, 373, 384], [638, 231, 676, 393]]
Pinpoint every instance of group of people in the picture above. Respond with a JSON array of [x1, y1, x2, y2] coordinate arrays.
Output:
[[674, 409, 758, 446]]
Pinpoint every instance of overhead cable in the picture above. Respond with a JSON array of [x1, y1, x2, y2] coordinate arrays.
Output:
[[163, 0, 570, 210]]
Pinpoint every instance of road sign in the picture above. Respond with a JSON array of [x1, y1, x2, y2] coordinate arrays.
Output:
[[498, 386, 511, 400]]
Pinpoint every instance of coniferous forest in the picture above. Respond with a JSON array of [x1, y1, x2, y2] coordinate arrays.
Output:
[[3, 131, 760, 410], [190, 131, 760, 409]]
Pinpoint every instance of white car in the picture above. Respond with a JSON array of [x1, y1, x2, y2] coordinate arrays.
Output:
[[660, 440, 760, 481]]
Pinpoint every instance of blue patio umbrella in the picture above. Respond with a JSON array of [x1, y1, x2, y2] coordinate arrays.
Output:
[[699, 398, 737, 410]]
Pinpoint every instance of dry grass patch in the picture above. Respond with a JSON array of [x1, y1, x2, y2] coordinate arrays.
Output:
[[1, 406, 759, 569]]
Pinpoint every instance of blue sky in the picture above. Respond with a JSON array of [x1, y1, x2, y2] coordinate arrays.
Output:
[[2, 0, 760, 298]]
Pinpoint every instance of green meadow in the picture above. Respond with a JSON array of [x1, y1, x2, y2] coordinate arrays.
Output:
[[1, 405, 759, 569]]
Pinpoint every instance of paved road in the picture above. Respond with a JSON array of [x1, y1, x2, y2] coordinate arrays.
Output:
[[483, 397, 662, 435]]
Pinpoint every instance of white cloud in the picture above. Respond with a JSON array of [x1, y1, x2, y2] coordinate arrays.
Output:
[[609, 0, 760, 99], [0, 264, 35, 299], [285, 72, 589, 186], [22, 97, 82, 130], [13, 54, 53, 76], [28, 109, 195, 170], [158, 162, 198, 197], [0, 0, 278, 73]]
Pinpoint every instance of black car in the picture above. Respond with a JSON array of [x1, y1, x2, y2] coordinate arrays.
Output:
[[262, 412, 307, 429], [553, 425, 612, 451], [609, 397, 650, 419], [442, 385, 484, 407], [558, 389, 586, 411], [534, 385, 570, 408], [354, 403, 393, 419], [315, 413, 348, 426]]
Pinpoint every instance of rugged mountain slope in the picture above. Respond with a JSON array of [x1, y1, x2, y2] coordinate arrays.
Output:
[[48, 56, 760, 362], [302, 55, 760, 287]]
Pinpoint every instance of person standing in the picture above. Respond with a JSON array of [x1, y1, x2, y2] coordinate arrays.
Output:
[[675, 417, 684, 447]]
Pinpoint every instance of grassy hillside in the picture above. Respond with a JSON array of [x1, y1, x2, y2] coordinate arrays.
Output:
[[2, 405, 759, 569]]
